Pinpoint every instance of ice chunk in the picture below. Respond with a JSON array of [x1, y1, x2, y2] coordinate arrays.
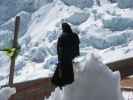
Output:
[[103, 16, 133, 31], [61, 0, 94, 9], [0, 11, 31, 36], [0, 0, 35, 25], [34, 0, 53, 9], [117, 0, 133, 8], [28, 47, 47, 63], [0, 30, 12, 49], [65, 12, 89, 25]]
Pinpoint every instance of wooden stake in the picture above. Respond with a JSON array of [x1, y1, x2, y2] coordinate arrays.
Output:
[[9, 16, 20, 86]]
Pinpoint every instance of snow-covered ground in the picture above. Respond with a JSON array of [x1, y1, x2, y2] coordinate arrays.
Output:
[[0, 0, 133, 99], [0, 87, 16, 100]]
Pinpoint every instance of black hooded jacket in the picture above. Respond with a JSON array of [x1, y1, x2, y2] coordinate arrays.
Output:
[[52, 23, 80, 87], [57, 24, 80, 63]]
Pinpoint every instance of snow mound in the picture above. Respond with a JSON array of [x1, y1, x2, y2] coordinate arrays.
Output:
[[103, 16, 133, 31], [0, 87, 16, 100], [61, 0, 94, 9], [46, 54, 123, 100], [117, 0, 133, 8]]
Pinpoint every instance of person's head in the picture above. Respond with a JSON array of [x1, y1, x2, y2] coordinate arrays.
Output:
[[62, 23, 73, 34]]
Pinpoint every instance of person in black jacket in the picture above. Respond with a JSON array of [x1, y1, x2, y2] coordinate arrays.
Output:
[[52, 23, 80, 88], [57, 23, 80, 63]]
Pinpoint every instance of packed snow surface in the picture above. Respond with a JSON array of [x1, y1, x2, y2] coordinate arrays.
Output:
[[46, 54, 123, 100], [0, 87, 16, 100]]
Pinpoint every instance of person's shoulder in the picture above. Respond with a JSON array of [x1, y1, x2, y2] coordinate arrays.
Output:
[[73, 32, 77, 35], [60, 33, 65, 38], [73, 32, 79, 38], [73, 32, 78, 36], [72, 32, 80, 43], [58, 34, 66, 41]]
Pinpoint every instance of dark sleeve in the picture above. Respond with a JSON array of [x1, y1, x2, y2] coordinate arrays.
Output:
[[76, 34, 80, 56], [57, 37, 63, 61], [73, 33, 80, 57], [75, 34, 80, 44]]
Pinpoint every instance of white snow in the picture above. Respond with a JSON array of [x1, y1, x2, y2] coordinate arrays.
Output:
[[46, 54, 123, 100], [0, 87, 16, 100]]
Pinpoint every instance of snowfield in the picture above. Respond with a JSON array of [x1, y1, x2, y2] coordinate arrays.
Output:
[[0, 0, 133, 99]]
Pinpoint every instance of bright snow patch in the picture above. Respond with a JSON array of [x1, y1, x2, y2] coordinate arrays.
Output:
[[0, 87, 16, 100], [46, 54, 123, 100]]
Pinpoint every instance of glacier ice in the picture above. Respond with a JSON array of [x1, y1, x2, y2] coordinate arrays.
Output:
[[0, 30, 13, 49], [0, 0, 36, 25], [117, 0, 133, 8], [0, 11, 31, 36], [65, 12, 89, 25], [61, 0, 94, 9], [103, 16, 133, 31]]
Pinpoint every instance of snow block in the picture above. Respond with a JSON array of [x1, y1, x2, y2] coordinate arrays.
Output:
[[61, 0, 94, 9], [34, 0, 53, 9], [117, 0, 133, 8], [0, 30, 12, 49], [103, 16, 133, 31], [65, 12, 89, 25], [28, 47, 47, 63], [0, 0, 35, 25], [0, 11, 31, 36]]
